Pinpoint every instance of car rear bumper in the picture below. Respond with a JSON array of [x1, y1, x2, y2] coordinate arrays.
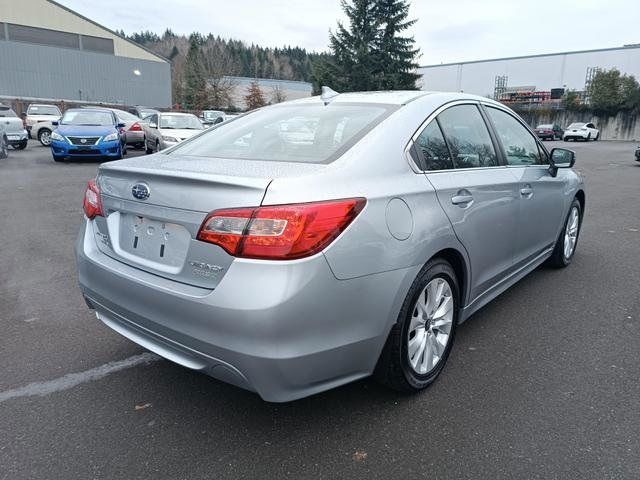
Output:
[[124, 131, 144, 145], [6, 131, 28, 145], [52, 139, 121, 158], [76, 220, 414, 401], [563, 131, 589, 139]]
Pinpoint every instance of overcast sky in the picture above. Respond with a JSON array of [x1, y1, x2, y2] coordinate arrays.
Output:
[[58, 0, 638, 65]]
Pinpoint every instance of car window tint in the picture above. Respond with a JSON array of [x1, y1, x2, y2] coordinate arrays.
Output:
[[414, 120, 453, 171], [486, 107, 544, 166], [436, 105, 498, 169]]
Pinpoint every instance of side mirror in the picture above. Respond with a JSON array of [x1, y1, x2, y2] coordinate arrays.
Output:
[[149, 122, 157, 129], [117, 122, 126, 128], [549, 148, 575, 177], [52, 120, 59, 126]]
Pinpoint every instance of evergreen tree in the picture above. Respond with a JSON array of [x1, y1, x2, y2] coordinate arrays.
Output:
[[313, 0, 420, 92], [183, 34, 207, 109], [374, 0, 420, 89], [244, 81, 266, 110]]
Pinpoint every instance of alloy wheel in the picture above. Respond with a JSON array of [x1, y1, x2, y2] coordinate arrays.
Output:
[[564, 206, 580, 259], [407, 277, 454, 375], [40, 130, 51, 146]]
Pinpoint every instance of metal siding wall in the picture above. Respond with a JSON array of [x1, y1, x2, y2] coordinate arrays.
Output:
[[0, 40, 171, 107], [419, 48, 640, 96]]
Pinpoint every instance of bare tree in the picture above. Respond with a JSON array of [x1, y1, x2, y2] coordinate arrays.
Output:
[[270, 84, 287, 104]]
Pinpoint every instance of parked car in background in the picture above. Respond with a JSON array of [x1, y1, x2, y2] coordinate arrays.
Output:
[[201, 110, 226, 127], [76, 91, 585, 402], [106, 108, 147, 149], [128, 106, 159, 120], [31, 120, 55, 146], [563, 122, 599, 141], [25, 104, 61, 138], [50, 108, 126, 162], [635, 146, 640, 162], [143, 112, 204, 153], [0, 105, 28, 149], [0, 126, 8, 159], [534, 123, 563, 140]]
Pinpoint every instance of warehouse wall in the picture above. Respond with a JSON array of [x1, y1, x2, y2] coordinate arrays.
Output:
[[0, 0, 162, 62], [0, 40, 171, 107], [419, 47, 640, 96]]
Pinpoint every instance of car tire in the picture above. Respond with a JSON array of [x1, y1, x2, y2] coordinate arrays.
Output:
[[595, 133, 599, 141], [145, 139, 153, 155], [52, 154, 64, 162], [547, 198, 582, 268], [156, 140, 161, 152], [38, 128, 52, 146], [375, 258, 459, 392], [14, 140, 27, 150]]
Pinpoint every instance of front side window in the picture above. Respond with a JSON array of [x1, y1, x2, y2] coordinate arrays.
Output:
[[436, 105, 498, 169], [486, 107, 544, 166], [171, 104, 391, 164], [414, 120, 453, 171]]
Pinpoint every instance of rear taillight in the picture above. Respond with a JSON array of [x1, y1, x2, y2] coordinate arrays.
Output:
[[129, 122, 142, 131], [197, 198, 366, 260], [83, 179, 103, 219]]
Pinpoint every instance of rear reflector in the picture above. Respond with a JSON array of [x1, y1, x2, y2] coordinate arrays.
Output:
[[83, 179, 103, 219], [197, 198, 366, 260], [129, 122, 142, 131]]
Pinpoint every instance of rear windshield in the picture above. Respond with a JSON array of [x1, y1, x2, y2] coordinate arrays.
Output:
[[113, 110, 140, 122], [170, 103, 392, 164], [537, 124, 553, 129], [27, 105, 60, 116], [160, 114, 203, 130], [0, 108, 17, 117], [568, 123, 585, 129], [139, 109, 158, 119], [60, 110, 114, 126]]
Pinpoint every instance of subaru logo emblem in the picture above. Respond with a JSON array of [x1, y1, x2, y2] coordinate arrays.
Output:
[[132, 183, 150, 200], [80, 138, 87, 144]]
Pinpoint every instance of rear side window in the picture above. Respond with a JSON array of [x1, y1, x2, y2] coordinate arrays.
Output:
[[414, 121, 453, 171], [437, 105, 498, 169], [170, 104, 391, 164], [486, 107, 545, 165]]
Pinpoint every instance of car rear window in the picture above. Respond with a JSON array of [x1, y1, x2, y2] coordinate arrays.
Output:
[[170, 103, 392, 164], [27, 105, 60, 116], [537, 124, 553, 129]]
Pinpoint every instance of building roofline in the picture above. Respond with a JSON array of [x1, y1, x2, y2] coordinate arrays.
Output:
[[46, 0, 169, 63], [419, 44, 640, 69], [222, 75, 312, 86]]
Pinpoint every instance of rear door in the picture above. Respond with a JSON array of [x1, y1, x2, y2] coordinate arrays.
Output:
[[483, 105, 565, 268], [415, 103, 520, 302]]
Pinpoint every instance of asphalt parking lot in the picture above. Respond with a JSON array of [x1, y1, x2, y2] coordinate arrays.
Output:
[[1, 139, 639, 479]]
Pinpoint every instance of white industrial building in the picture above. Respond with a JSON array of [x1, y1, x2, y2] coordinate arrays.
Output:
[[418, 44, 640, 98]]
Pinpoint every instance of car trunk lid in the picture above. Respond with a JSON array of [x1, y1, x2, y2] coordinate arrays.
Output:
[[92, 154, 324, 289]]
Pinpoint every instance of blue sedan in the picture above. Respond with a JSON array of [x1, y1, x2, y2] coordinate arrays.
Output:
[[50, 108, 126, 162]]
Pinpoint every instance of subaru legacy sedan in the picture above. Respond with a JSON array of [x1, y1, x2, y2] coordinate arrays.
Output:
[[76, 91, 585, 402]]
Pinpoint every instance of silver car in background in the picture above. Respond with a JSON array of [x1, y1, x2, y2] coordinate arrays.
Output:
[[143, 112, 205, 153], [77, 91, 585, 402], [0, 105, 28, 150]]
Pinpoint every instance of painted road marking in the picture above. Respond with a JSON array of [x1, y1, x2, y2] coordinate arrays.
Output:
[[0, 352, 160, 403]]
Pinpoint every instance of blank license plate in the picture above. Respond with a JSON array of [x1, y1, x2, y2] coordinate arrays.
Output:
[[119, 214, 190, 266], [7, 135, 19, 140]]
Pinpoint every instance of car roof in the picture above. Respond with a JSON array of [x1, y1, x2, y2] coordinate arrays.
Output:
[[67, 107, 114, 114], [286, 90, 502, 107], [160, 112, 196, 116]]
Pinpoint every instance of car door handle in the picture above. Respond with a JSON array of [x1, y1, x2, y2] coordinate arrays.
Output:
[[451, 194, 474, 205], [520, 186, 533, 197]]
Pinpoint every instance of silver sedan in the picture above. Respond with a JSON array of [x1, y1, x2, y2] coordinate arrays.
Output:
[[76, 91, 585, 402]]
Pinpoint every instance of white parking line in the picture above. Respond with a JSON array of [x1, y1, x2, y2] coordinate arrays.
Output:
[[0, 352, 160, 403]]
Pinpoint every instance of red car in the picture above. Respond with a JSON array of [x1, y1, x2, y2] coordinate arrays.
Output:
[[535, 124, 563, 140]]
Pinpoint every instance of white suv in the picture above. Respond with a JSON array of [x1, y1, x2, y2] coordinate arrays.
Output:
[[563, 122, 599, 141]]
